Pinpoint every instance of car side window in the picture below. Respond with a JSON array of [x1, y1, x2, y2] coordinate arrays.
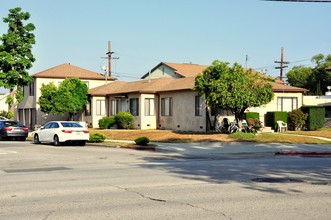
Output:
[[44, 123, 52, 129], [51, 123, 59, 129]]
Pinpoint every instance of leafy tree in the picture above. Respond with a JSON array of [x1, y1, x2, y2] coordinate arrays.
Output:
[[38, 78, 88, 120], [286, 65, 312, 89], [286, 53, 331, 95], [195, 60, 274, 129], [0, 7, 35, 90], [38, 82, 58, 113]]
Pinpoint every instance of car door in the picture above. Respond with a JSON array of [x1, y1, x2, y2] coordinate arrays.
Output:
[[38, 122, 53, 142]]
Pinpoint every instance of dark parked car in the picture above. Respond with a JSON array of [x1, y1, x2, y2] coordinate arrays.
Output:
[[0, 120, 29, 141]]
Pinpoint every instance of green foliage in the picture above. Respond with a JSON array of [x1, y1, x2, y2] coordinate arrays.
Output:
[[286, 53, 331, 95], [5, 95, 14, 106], [98, 116, 116, 129], [301, 106, 325, 131], [114, 112, 134, 129], [245, 112, 259, 120], [15, 86, 23, 104], [134, 136, 150, 146], [0, 7, 35, 90], [288, 109, 308, 131], [195, 60, 274, 125], [38, 78, 88, 119], [38, 82, 58, 113], [265, 111, 288, 130], [229, 131, 255, 139], [0, 110, 13, 119], [88, 133, 106, 143]]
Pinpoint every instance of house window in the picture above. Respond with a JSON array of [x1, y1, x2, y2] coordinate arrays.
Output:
[[96, 100, 106, 116], [110, 99, 121, 116], [195, 96, 203, 116], [144, 98, 155, 116], [29, 81, 35, 96], [277, 97, 298, 112], [161, 97, 172, 116], [129, 98, 139, 116]]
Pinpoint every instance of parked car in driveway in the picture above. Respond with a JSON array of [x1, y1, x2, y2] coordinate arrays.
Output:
[[0, 120, 29, 141], [33, 121, 89, 146]]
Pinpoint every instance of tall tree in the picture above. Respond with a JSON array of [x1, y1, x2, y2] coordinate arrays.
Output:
[[0, 7, 35, 91], [38, 78, 88, 120], [286, 53, 331, 95], [195, 60, 274, 129]]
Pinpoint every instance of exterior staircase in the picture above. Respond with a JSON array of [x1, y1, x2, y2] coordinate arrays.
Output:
[[260, 126, 274, 133]]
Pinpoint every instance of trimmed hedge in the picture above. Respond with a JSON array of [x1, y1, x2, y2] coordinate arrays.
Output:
[[245, 112, 259, 121], [301, 106, 325, 131], [265, 111, 288, 130]]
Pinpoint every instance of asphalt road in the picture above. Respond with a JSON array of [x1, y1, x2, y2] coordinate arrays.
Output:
[[1, 141, 331, 220]]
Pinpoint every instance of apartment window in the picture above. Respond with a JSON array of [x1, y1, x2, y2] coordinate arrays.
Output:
[[195, 96, 203, 116], [129, 98, 139, 116], [144, 98, 155, 116], [277, 97, 298, 112], [161, 97, 172, 116], [29, 81, 35, 96], [96, 100, 106, 116], [110, 99, 121, 116]]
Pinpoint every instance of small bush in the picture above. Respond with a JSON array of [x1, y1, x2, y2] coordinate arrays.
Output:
[[247, 118, 262, 133], [265, 111, 288, 130], [0, 110, 14, 119], [98, 116, 115, 129], [134, 136, 150, 146], [288, 109, 308, 131], [115, 112, 134, 129], [245, 112, 259, 120], [301, 106, 325, 131], [89, 133, 106, 143]]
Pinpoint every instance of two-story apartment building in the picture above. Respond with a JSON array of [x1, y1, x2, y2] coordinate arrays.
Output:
[[17, 63, 111, 130]]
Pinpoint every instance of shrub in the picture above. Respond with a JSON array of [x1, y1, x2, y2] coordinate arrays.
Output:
[[115, 112, 134, 129], [98, 116, 115, 129], [88, 133, 106, 143], [247, 118, 262, 133], [301, 106, 325, 131], [265, 111, 288, 130], [245, 112, 259, 120], [288, 109, 308, 131], [0, 110, 13, 119], [135, 136, 150, 146]]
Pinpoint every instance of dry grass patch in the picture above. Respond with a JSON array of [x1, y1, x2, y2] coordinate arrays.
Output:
[[89, 129, 234, 142], [289, 128, 331, 139]]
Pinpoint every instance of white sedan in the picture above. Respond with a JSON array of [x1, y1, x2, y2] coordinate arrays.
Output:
[[34, 121, 89, 146]]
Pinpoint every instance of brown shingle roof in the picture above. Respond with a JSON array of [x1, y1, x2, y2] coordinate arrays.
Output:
[[142, 62, 208, 79], [163, 62, 208, 77], [89, 76, 307, 96], [32, 63, 108, 80]]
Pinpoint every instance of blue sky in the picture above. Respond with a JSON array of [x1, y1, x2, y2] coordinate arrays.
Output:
[[1, 0, 330, 92]]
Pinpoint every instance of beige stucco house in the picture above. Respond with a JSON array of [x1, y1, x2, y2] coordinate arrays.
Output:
[[16, 63, 111, 130], [87, 62, 308, 131]]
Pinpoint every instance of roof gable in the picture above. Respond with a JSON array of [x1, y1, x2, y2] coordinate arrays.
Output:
[[32, 63, 108, 80]]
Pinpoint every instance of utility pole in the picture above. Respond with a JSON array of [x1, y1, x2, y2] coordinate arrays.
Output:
[[274, 47, 289, 81], [101, 41, 119, 81], [106, 41, 114, 78]]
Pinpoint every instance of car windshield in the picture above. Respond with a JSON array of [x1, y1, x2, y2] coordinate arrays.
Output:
[[4, 121, 23, 127], [60, 122, 83, 128]]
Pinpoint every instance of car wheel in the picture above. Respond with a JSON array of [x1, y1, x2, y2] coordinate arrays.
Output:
[[34, 134, 40, 144], [53, 135, 61, 146], [79, 141, 86, 146]]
